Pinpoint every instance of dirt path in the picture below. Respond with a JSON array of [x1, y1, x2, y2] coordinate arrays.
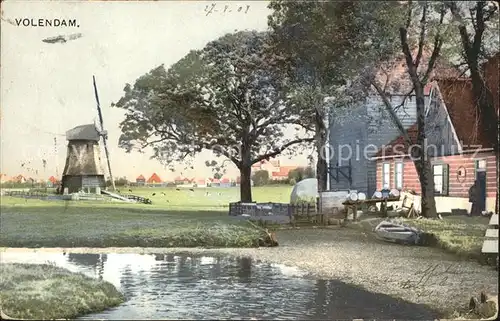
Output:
[[1, 227, 497, 316]]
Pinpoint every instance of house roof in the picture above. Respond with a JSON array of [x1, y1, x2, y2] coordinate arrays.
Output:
[[220, 178, 230, 183], [212, 178, 220, 183], [374, 53, 499, 159], [136, 174, 145, 180], [48, 176, 58, 183], [147, 173, 162, 183]]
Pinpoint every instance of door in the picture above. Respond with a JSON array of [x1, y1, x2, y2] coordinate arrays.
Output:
[[476, 170, 487, 213]]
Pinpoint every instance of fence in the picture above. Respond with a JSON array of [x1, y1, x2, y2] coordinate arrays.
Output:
[[482, 213, 499, 256], [120, 194, 152, 204]]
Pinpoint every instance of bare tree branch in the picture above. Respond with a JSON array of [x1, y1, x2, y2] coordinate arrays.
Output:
[[414, 2, 428, 68], [252, 137, 314, 164], [371, 80, 412, 146]]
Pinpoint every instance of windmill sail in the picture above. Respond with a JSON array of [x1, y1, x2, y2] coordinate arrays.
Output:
[[93, 76, 116, 191]]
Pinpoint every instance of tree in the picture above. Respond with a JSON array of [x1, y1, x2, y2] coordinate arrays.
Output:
[[446, 0, 499, 213], [114, 31, 314, 202], [267, 1, 406, 196], [288, 166, 315, 183], [252, 170, 269, 186], [268, 1, 453, 217]]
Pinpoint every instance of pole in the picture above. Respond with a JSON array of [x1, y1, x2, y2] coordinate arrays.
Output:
[[93, 76, 116, 192]]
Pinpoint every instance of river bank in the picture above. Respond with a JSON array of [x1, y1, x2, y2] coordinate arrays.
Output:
[[2, 227, 497, 318], [0, 263, 124, 320]]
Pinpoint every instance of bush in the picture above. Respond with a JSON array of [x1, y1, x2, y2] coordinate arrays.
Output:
[[252, 170, 269, 186], [289, 178, 296, 185]]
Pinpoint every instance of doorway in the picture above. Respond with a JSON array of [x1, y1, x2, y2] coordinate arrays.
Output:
[[475, 160, 487, 213]]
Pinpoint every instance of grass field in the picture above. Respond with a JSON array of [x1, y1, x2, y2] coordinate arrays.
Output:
[[350, 215, 493, 265], [117, 185, 293, 208], [0, 263, 124, 320], [0, 186, 292, 248]]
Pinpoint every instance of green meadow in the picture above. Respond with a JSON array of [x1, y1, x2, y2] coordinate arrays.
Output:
[[0, 185, 293, 248]]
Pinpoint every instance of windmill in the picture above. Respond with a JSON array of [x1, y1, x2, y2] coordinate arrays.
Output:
[[93, 75, 116, 192], [60, 77, 115, 194]]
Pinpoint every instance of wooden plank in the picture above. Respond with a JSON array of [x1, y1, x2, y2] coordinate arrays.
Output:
[[481, 240, 498, 254], [485, 229, 499, 238], [489, 214, 499, 225]]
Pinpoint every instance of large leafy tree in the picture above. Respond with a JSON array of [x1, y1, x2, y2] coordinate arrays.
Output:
[[268, 0, 457, 217], [267, 1, 406, 195], [114, 31, 314, 202]]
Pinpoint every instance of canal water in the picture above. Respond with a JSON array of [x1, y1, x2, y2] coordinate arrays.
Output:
[[1, 252, 439, 320]]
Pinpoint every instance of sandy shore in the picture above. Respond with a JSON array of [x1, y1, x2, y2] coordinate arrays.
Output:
[[1, 228, 497, 316]]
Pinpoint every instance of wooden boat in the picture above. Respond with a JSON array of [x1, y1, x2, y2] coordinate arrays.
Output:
[[374, 221, 422, 244]]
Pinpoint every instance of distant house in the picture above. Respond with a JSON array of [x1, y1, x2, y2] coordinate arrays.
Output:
[[147, 173, 162, 185], [252, 159, 299, 181], [219, 178, 231, 188], [211, 178, 221, 187], [195, 178, 209, 188], [136, 174, 146, 186], [0, 173, 8, 183], [372, 53, 499, 214], [271, 166, 297, 181]]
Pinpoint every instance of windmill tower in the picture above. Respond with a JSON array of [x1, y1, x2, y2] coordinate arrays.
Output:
[[61, 124, 106, 193], [60, 76, 115, 193]]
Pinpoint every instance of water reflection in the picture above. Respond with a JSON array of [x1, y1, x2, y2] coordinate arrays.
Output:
[[1, 252, 439, 320]]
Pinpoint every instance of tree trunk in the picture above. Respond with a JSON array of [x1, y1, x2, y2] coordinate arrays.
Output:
[[467, 57, 498, 214], [239, 164, 253, 202], [413, 84, 438, 218], [315, 108, 328, 193]]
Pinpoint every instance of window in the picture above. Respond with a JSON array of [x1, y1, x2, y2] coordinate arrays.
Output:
[[433, 164, 443, 194], [432, 163, 449, 195], [382, 163, 390, 189], [395, 162, 403, 190], [475, 159, 486, 177]]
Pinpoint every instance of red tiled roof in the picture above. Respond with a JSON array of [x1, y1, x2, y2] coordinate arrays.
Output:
[[438, 77, 498, 149], [220, 178, 230, 183], [212, 178, 220, 183], [48, 176, 58, 183], [375, 53, 499, 159], [147, 173, 162, 183], [136, 174, 145, 180]]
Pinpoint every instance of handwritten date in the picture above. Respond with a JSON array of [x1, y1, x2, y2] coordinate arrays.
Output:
[[204, 3, 250, 16]]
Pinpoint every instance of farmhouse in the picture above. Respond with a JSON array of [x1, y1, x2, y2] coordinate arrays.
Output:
[[372, 53, 499, 213], [146, 173, 162, 185], [328, 55, 462, 196], [136, 174, 146, 186]]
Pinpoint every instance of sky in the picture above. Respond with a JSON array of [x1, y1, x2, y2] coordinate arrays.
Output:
[[1, 0, 311, 181]]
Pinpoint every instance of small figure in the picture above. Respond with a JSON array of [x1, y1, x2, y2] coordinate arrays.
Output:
[[468, 180, 481, 216]]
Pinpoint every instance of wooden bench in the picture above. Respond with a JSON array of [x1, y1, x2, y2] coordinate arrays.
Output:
[[482, 213, 499, 259]]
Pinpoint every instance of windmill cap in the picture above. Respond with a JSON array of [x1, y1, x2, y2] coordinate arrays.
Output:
[[66, 124, 100, 141]]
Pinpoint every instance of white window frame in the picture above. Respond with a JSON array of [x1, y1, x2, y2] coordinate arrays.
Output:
[[433, 164, 444, 195], [382, 163, 390, 189], [394, 162, 403, 190]]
